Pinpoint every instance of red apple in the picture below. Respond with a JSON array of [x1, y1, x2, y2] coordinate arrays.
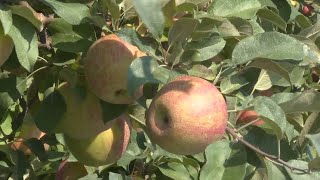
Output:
[[236, 110, 264, 126]]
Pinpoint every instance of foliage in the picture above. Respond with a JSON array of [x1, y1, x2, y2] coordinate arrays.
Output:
[[0, 0, 320, 179]]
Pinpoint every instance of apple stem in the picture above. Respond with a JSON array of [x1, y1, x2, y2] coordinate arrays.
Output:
[[235, 118, 261, 132], [226, 126, 310, 174]]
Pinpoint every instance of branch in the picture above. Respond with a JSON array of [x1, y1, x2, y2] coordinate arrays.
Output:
[[226, 126, 310, 174]]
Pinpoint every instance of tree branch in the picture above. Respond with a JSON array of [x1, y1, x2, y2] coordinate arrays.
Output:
[[226, 126, 310, 174]]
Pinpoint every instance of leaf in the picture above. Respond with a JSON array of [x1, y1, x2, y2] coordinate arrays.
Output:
[[33, 90, 66, 133], [252, 69, 272, 91], [168, 17, 199, 45], [158, 162, 191, 180], [232, 32, 305, 65], [220, 74, 248, 94], [132, 0, 164, 39], [187, 64, 215, 80], [279, 91, 320, 113], [48, 19, 95, 53], [100, 100, 128, 124], [285, 160, 320, 180], [10, 5, 43, 31], [41, 0, 90, 25], [0, 5, 12, 34], [228, 17, 253, 36], [253, 96, 287, 139], [256, 8, 287, 31], [200, 140, 247, 180], [263, 158, 288, 180], [185, 36, 226, 62], [25, 138, 47, 162], [306, 133, 320, 156], [115, 28, 159, 56], [8, 15, 38, 72], [127, 56, 162, 97], [247, 59, 291, 85], [267, 62, 304, 87], [0, 76, 22, 119], [208, 0, 262, 19], [101, 0, 121, 19]]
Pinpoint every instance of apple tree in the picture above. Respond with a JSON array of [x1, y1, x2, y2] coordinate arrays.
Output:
[[1, 0, 320, 179]]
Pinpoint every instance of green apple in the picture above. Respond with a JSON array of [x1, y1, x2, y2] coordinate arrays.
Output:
[[84, 34, 145, 104], [55, 160, 88, 180], [64, 115, 131, 167], [236, 110, 264, 126], [0, 28, 14, 67], [146, 75, 228, 155], [55, 83, 112, 140]]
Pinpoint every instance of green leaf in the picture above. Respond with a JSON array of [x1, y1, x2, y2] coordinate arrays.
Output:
[[158, 162, 191, 180], [306, 133, 320, 156], [8, 15, 38, 72], [100, 100, 128, 124], [168, 17, 199, 45], [25, 138, 48, 162], [232, 32, 305, 65], [185, 36, 226, 62], [0, 76, 22, 119], [0, 5, 12, 34], [187, 64, 215, 80], [252, 70, 272, 91], [48, 19, 95, 53], [267, 62, 304, 87], [263, 158, 288, 180], [208, 0, 262, 19], [101, 0, 121, 19], [256, 8, 287, 31], [34, 90, 66, 133], [10, 5, 43, 31], [220, 74, 248, 94], [279, 91, 320, 113], [127, 56, 162, 97], [133, 0, 164, 39], [41, 0, 90, 25], [115, 28, 159, 56], [253, 96, 287, 139], [200, 140, 247, 180], [247, 59, 291, 85], [285, 160, 320, 180]]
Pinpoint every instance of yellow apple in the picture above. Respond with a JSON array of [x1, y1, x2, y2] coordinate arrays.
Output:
[[146, 75, 228, 155], [55, 83, 112, 140], [64, 115, 131, 167]]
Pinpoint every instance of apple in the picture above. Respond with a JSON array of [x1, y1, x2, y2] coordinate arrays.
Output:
[[84, 34, 146, 104], [10, 119, 49, 155], [236, 110, 264, 126], [301, 4, 314, 16], [55, 83, 113, 140], [146, 75, 228, 155], [55, 160, 88, 180], [63, 115, 131, 167], [0, 30, 14, 67]]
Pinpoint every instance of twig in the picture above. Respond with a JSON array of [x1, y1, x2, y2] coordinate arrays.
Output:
[[226, 126, 310, 174]]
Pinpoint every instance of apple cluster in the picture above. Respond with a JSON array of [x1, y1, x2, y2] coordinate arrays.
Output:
[[40, 33, 229, 177]]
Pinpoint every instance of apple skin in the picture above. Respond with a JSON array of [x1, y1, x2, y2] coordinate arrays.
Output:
[[84, 34, 146, 104], [301, 4, 314, 16], [146, 75, 228, 155], [55, 83, 112, 140], [0, 32, 14, 67], [10, 119, 48, 155], [236, 110, 264, 126], [55, 160, 88, 180], [63, 115, 131, 167]]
